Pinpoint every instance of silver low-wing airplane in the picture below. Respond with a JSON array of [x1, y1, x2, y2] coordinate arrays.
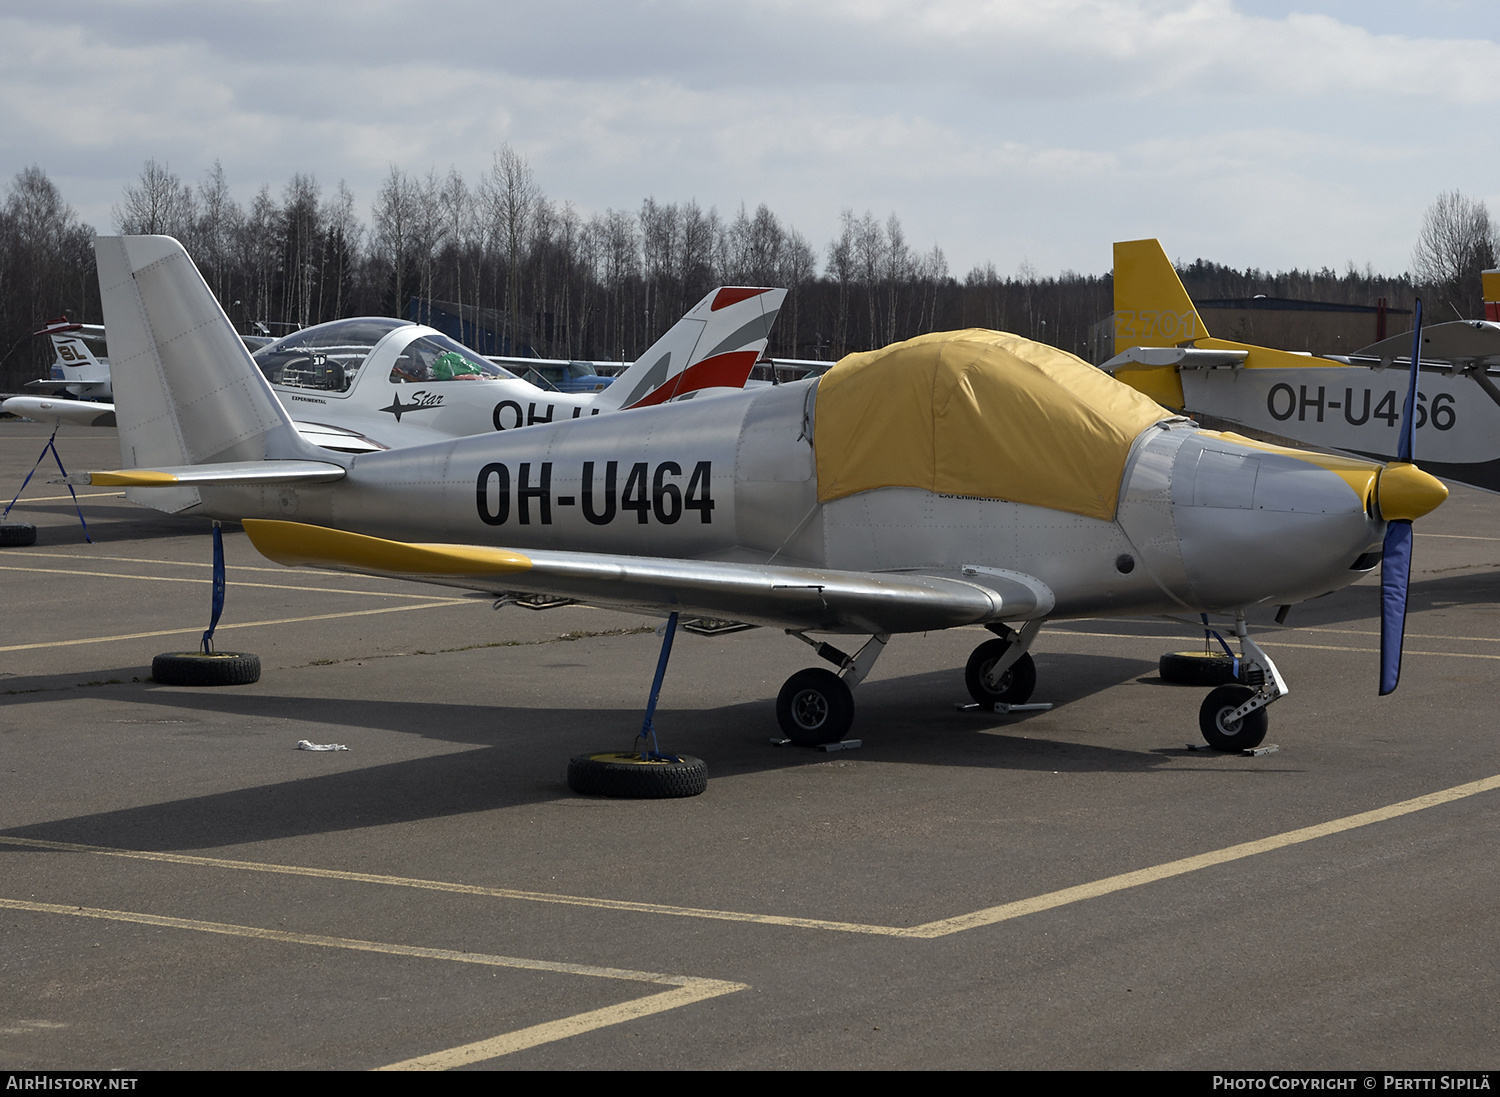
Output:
[[77, 235, 1450, 752], [5, 289, 786, 454], [1104, 238, 1500, 493]]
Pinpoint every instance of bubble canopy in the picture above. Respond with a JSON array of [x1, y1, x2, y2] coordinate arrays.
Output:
[[252, 318, 517, 394]]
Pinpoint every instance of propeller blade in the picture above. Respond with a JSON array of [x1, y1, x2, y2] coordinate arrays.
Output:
[[1381, 296, 1423, 695], [1379, 519, 1413, 695]]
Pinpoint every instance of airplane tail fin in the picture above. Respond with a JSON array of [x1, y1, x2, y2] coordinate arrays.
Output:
[[46, 329, 109, 382], [591, 286, 787, 412], [1484, 269, 1500, 322], [95, 235, 325, 511], [1112, 239, 1209, 353]]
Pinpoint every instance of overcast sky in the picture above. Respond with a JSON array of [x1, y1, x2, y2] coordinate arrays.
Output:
[[3, 0, 1495, 278]]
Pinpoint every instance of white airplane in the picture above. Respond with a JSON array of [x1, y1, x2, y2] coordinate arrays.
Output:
[[1103, 239, 1500, 494], [4, 289, 787, 453], [73, 235, 1450, 788]]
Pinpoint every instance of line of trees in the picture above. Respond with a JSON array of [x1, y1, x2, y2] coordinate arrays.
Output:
[[0, 153, 1481, 393]]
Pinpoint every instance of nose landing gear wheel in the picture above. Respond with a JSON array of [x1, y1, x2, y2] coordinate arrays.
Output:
[[1198, 684, 1269, 751], [776, 668, 854, 747], [964, 640, 1037, 707]]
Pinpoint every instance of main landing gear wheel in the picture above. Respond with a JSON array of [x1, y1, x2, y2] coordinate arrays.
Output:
[[567, 752, 708, 798], [1198, 684, 1268, 751], [0, 522, 36, 547], [151, 651, 262, 687], [964, 640, 1037, 707], [1159, 650, 1239, 687], [776, 668, 854, 747]]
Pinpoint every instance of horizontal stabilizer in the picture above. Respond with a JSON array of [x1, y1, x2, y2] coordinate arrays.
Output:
[[64, 461, 346, 488], [3, 397, 116, 428], [1100, 347, 1248, 372], [242, 520, 1052, 634]]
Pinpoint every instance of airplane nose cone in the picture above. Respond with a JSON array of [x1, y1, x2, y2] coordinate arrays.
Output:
[[1377, 463, 1448, 522]]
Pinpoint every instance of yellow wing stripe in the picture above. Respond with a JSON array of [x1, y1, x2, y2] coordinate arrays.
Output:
[[242, 519, 532, 576], [90, 470, 181, 486]]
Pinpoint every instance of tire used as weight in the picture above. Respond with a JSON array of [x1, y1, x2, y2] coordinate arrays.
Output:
[[1159, 650, 1239, 687], [0, 523, 37, 547], [567, 752, 708, 798], [152, 651, 262, 687]]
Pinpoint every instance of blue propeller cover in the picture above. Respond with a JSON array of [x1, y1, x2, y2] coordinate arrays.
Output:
[[1380, 519, 1413, 695]]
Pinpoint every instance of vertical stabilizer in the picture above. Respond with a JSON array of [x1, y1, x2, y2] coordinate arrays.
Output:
[[96, 235, 320, 512], [1112, 239, 1209, 352], [48, 332, 110, 388], [1483, 269, 1500, 322], [592, 286, 787, 412]]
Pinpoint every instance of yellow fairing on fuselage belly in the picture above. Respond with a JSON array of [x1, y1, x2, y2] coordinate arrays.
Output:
[[814, 329, 1174, 522]]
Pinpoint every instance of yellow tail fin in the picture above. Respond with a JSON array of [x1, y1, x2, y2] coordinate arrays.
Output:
[[1484, 269, 1500, 321], [1113, 239, 1209, 351]]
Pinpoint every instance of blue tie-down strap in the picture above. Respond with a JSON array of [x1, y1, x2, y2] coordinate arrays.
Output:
[[1201, 613, 1239, 678], [201, 523, 226, 654]]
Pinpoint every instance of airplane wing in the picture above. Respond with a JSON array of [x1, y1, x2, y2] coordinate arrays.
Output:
[[242, 519, 1054, 634]]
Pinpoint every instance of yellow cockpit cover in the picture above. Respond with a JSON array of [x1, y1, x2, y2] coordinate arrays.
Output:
[[814, 329, 1172, 521]]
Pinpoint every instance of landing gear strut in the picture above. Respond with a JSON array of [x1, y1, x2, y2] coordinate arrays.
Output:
[[1196, 612, 1286, 751], [776, 632, 889, 746]]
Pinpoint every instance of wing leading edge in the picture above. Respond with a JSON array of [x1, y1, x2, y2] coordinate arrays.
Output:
[[242, 519, 1053, 634]]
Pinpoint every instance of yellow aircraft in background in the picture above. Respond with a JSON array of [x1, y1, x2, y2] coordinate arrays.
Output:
[[1104, 239, 1500, 494]]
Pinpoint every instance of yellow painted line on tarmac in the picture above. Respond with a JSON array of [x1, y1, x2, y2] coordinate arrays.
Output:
[[0, 563, 456, 600], [903, 773, 1500, 937], [0, 834, 899, 936], [1050, 629, 1498, 658], [0, 896, 746, 1069], [8, 550, 399, 579], [0, 599, 471, 653], [378, 982, 742, 1070], [1, 491, 125, 502], [5, 773, 1496, 939]]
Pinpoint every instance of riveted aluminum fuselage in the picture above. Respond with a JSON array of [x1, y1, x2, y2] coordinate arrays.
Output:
[[194, 378, 1386, 624]]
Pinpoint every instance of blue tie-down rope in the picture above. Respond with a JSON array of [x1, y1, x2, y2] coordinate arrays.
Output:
[[3, 426, 91, 542], [201, 523, 226, 654]]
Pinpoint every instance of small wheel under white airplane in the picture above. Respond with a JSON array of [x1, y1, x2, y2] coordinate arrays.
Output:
[[1198, 684, 1268, 751], [964, 640, 1037, 707], [1159, 650, 1239, 687], [567, 752, 708, 798], [0, 522, 36, 547], [776, 668, 854, 747], [151, 651, 262, 687]]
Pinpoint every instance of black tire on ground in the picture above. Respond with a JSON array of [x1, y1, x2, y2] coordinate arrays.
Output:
[[151, 651, 262, 687], [0, 523, 37, 547], [964, 640, 1037, 707], [775, 667, 855, 747], [566, 752, 708, 798], [1198, 684, 1269, 751], [1159, 650, 1240, 687]]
